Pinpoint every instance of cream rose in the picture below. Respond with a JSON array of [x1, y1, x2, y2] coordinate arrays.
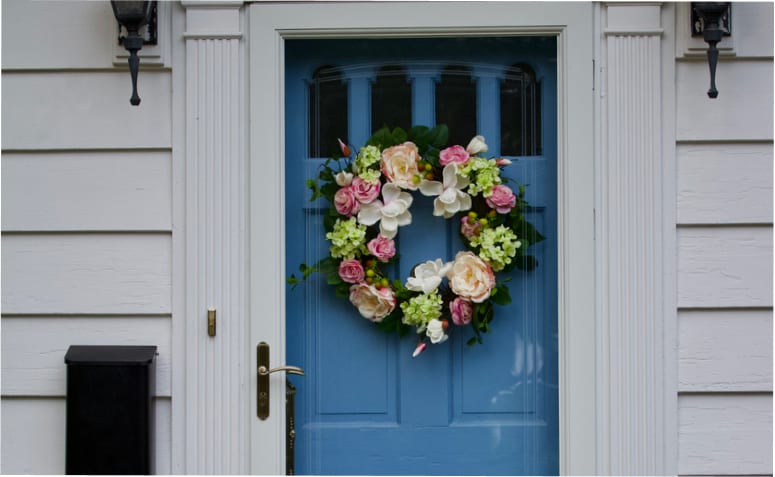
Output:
[[348, 283, 396, 322], [380, 142, 421, 190], [447, 251, 496, 303]]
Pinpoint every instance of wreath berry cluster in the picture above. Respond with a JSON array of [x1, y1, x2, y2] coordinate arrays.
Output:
[[288, 125, 543, 357]]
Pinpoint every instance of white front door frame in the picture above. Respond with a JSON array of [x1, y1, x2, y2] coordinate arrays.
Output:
[[247, 2, 597, 474]]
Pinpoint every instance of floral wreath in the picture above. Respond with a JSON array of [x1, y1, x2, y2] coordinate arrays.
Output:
[[288, 125, 544, 358]]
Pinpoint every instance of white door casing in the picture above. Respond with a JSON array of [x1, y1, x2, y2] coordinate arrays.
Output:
[[247, 2, 596, 475]]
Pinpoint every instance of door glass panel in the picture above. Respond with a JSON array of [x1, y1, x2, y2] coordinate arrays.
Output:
[[435, 65, 477, 148], [501, 64, 542, 156], [309, 66, 348, 158], [285, 36, 558, 476], [371, 65, 412, 133]]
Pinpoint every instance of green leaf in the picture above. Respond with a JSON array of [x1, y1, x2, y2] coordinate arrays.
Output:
[[409, 125, 429, 139], [428, 124, 449, 149], [490, 284, 512, 305], [466, 336, 480, 346], [392, 127, 407, 144], [367, 126, 394, 148], [334, 282, 350, 298]]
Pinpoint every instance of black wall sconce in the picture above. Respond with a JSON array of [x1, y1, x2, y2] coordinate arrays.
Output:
[[111, 1, 157, 106], [691, 2, 731, 98]]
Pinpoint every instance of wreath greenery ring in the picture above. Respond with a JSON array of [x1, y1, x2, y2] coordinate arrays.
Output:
[[288, 125, 544, 357]]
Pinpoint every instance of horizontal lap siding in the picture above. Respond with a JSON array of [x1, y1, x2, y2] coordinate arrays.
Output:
[[2, 152, 172, 231], [1, 72, 171, 150], [0, 397, 171, 475], [1, 234, 171, 315], [679, 310, 772, 392], [1, 316, 172, 397], [1, 3, 175, 473], [676, 21, 774, 475], [678, 394, 772, 476], [677, 144, 773, 224], [677, 226, 773, 308], [676, 61, 773, 142]]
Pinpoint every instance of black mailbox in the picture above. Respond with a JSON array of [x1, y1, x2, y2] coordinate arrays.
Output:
[[64, 345, 157, 475]]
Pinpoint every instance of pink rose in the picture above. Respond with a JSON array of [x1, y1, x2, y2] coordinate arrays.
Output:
[[460, 216, 482, 240], [381, 142, 421, 190], [485, 185, 516, 214], [439, 145, 470, 166], [338, 259, 365, 284], [334, 186, 361, 217], [349, 283, 396, 322], [447, 251, 496, 303], [367, 235, 396, 262], [351, 176, 381, 203], [450, 297, 473, 325]]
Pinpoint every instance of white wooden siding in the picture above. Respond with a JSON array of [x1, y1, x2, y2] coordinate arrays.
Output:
[[2, 234, 171, 315], [1, 316, 171, 397], [0, 397, 171, 475], [677, 226, 773, 308], [2, 152, 172, 231], [1, 0, 117, 70], [676, 61, 773, 142], [679, 310, 773, 392], [678, 393, 773, 475], [675, 4, 774, 475], [677, 143, 773, 224], [1, 72, 172, 150], [1, 1, 175, 473]]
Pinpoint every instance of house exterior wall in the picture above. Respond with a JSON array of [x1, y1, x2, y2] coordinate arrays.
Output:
[[1, 0, 175, 473], [0, 1, 772, 475], [673, 3, 773, 475]]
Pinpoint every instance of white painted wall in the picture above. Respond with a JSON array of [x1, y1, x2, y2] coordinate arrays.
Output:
[[1, 0, 174, 473], [674, 3, 773, 475]]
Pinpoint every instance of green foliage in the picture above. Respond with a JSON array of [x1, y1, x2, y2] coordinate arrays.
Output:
[[490, 283, 512, 306]]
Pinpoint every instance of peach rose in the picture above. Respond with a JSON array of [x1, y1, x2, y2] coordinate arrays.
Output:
[[447, 251, 496, 303], [381, 142, 421, 190], [349, 283, 396, 322]]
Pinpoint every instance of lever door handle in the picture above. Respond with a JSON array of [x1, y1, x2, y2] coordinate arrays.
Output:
[[257, 342, 304, 420], [258, 365, 305, 376]]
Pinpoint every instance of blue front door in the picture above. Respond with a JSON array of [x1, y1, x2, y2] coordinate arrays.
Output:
[[285, 37, 558, 475]]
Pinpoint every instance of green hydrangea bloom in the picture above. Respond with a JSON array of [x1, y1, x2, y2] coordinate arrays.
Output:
[[400, 290, 443, 331], [358, 169, 382, 184], [470, 225, 522, 271], [460, 157, 502, 197], [326, 217, 367, 260], [355, 145, 381, 173]]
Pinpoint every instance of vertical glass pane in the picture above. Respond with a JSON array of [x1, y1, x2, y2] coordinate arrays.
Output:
[[501, 64, 541, 156], [371, 65, 411, 132], [309, 66, 348, 157], [435, 65, 476, 147]]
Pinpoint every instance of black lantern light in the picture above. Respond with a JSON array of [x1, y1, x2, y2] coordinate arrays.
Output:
[[111, 1, 156, 106], [691, 2, 732, 99]]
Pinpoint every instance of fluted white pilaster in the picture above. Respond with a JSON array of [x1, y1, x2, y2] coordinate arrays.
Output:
[[598, 3, 674, 475], [182, 1, 247, 474]]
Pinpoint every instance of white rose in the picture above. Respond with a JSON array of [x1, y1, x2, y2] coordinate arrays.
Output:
[[447, 251, 496, 303], [425, 319, 449, 344]]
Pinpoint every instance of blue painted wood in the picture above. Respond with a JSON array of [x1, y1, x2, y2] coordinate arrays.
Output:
[[285, 37, 558, 475]]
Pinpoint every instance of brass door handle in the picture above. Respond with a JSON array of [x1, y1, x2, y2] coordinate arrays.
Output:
[[257, 342, 304, 420], [258, 365, 305, 376]]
